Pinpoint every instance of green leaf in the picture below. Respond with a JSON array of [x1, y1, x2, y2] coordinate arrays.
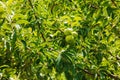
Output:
[[16, 20, 29, 25], [21, 40, 27, 50]]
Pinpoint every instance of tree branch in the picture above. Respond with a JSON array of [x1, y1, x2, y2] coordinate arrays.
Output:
[[111, 0, 117, 7], [79, 68, 120, 80], [28, 0, 46, 42], [107, 73, 120, 80]]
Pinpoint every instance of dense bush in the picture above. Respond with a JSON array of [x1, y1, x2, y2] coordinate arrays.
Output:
[[0, 0, 120, 80]]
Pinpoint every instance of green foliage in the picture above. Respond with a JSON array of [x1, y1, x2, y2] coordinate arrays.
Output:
[[0, 0, 120, 80]]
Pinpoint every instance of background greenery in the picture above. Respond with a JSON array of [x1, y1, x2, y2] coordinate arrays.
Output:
[[0, 0, 120, 80]]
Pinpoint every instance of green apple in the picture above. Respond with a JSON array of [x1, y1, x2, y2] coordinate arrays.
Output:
[[64, 28, 73, 36], [72, 31, 78, 38], [65, 35, 75, 44]]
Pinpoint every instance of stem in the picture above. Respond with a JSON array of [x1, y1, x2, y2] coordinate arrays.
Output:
[[28, 0, 46, 42], [107, 73, 120, 80], [79, 68, 120, 79], [111, 0, 117, 7], [81, 69, 94, 76]]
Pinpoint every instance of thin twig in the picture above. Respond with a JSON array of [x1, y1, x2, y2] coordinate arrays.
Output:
[[28, 0, 46, 42], [111, 0, 117, 7], [79, 68, 120, 79], [107, 72, 120, 80]]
